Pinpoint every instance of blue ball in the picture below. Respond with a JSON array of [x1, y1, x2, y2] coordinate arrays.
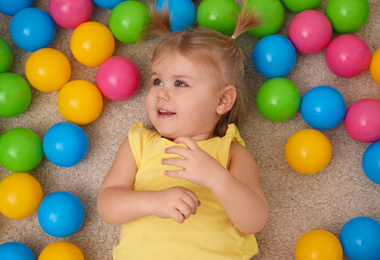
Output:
[[10, 7, 56, 52], [38, 191, 85, 238], [43, 122, 88, 167], [362, 141, 380, 184], [0, 0, 33, 16], [340, 216, 380, 260], [93, 0, 125, 9], [252, 34, 296, 78], [0, 242, 35, 260], [300, 86, 346, 130], [155, 0, 196, 32]]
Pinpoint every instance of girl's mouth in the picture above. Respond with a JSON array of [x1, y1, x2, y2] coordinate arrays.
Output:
[[158, 110, 176, 116]]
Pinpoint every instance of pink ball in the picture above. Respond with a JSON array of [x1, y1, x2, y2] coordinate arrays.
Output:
[[49, 0, 93, 29], [288, 10, 332, 55], [325, 34, 371, 78], [344, 98, 380, 143], [96, 56, 140, 101]]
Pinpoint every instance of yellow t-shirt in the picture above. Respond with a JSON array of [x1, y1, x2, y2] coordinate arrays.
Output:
[[113, 122, 258, 259]]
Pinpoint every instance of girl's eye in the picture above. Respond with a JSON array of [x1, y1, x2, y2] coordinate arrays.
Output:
[[153, 79, 163, 86], [175, 80, 187, 87]]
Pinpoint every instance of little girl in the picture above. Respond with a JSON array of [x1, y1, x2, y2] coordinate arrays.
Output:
[[97, 4, 268, 259]]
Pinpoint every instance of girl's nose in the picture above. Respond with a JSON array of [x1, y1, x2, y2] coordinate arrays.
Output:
[[157, 86, 169, 100]]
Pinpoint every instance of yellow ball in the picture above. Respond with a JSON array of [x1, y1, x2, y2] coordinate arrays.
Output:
[[0, 173, 42, 219], [295, 230, 343, 260], [25, 48, 71, 92], [57, 80, 103, 125], [370, 48, 380, 84], [70, 21, 115, 67], [285, 129, 332, 174], [39, 241, 84, 260]]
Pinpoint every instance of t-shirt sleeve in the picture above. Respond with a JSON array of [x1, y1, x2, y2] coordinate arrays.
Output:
[[128, 122, 148, 169]]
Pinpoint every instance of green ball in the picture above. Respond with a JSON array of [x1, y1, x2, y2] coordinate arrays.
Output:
[[0, 38, 12, 73], [247, 0, 284, 38], [109, 1, 150, 44], [325, 0, 370, 33], [0, 73, 31, 117], [282, 0, 322, 13], [0, 128, 43, 172], [196, 0, 239, 36], [256, 77, 301, 121]]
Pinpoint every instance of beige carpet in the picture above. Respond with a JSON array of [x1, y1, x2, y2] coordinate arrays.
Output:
[[1, 0, 379, 259]]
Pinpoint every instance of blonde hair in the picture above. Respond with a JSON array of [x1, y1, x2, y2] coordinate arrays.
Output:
[[141, 4, 261, 136]]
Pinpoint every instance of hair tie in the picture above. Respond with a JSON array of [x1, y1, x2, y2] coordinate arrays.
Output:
[[231, 35, 236, 40]]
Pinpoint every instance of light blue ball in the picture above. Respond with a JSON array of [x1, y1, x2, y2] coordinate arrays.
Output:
[[252, 34, 296, 78], [362, 141, 380, 185], [93, 0, 125, 9], [43, 122, 88, 167], [0, 0, 33, 16], [300, 86, 346, 129], [10, 7, 56, 52], [0, 242, 35, 260], [155, 0, 196, 32], [38, 191, 85, 238]]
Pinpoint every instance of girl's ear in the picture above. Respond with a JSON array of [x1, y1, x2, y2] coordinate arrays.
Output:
[[216, 85, 237, 115]]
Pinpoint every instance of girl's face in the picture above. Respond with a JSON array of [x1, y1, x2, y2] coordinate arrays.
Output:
[[146, 51, 222, 141]]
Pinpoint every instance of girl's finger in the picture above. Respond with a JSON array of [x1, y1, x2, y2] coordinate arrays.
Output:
[[174, 136, 199, 150], [162, 157, 186, 169]]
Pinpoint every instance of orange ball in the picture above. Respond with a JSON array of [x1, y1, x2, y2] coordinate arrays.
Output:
[[39, 241, 84, 260], [370, 48, 380, 84]]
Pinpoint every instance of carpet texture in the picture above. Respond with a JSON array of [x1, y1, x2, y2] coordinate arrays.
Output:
[[0, 0, 379, 259]]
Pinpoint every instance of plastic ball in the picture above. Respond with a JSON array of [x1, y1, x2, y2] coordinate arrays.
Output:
[[256, 78, 301, 121], [300, 86, 346, 130], [0, 173, 42, 219], [285, 129, 332, 174], [9, 7, 56, 52], [70, 21, 115, 66], [362, 141, 380, 185], [57, 80, 103, 125], [369, 48, 380, 84], [325, 34, 371, 78], [39, 241, 84, 260], [282, 0, 321, 13], [109, 1, 150, 44], [325, 0, 370, 33], [0, 242, 35, 260], [0, 0, 34, 16], [340, 216, 380, 260], [49, 0, 93, 29], [247, 0, 284, 38], [93, 0, 124, 9], [0, 38, 12, 73], [38, 191, 85, 238], [155, 0, 196, 32], [0, 128, 43, 172], [295, 230, 343, 260], [25, 48, 71, 92], [252, 34, 296, 78], [344, 98, 380, 143], [0, 72, 31, 117], [288, 10, 332, 55], [43, 122, 88, 167], [96, 56, 140, 101], [196, 0, 238, 36]]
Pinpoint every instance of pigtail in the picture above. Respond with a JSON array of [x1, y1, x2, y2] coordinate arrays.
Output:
[[138, 4, 171, 43], [231, 3, 262, 39]]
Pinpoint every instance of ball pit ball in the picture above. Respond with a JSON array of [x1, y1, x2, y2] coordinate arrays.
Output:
[[339, 216, 380, 260], [295, 230, 343, 260], [288, 10, 332, 55], [25, 48, 71, 92], [109, 1, 150, 44], [282, 0, 321, 13], [0, 128, 43, 172], [49, 0, 93, 29], [300, 86, 346, 130], [0, 38, 13, 73], [9, 7, 56, 52], [247, 0, 284, 38], [256, 77, 301, 122], [362, 141, 380, 185], [0, 173, 42, 219], [0, 72, 31, 117], [285, 129, 332, 174], [155, 0, 196, 32], [57, 80, 103, 125], [252, 34, 296, 78], [325, 34, 371, 78], [39, 241, 84, 260], [96, 56, 140, 101], [38, 191, 85, 238], [0, 242, 35, 260], [344, 98, 380, 143], [325, 0, 370, 33], [196, 0, 238, 36], [43, 122, 89, 167], [70, 21, 115, 66], [369, 48, 380, 84], [93, 0, 124, 9], [0, 0, 34, 16]]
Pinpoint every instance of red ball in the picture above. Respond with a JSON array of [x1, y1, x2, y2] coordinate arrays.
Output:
[[49, 0, 93, 29]]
